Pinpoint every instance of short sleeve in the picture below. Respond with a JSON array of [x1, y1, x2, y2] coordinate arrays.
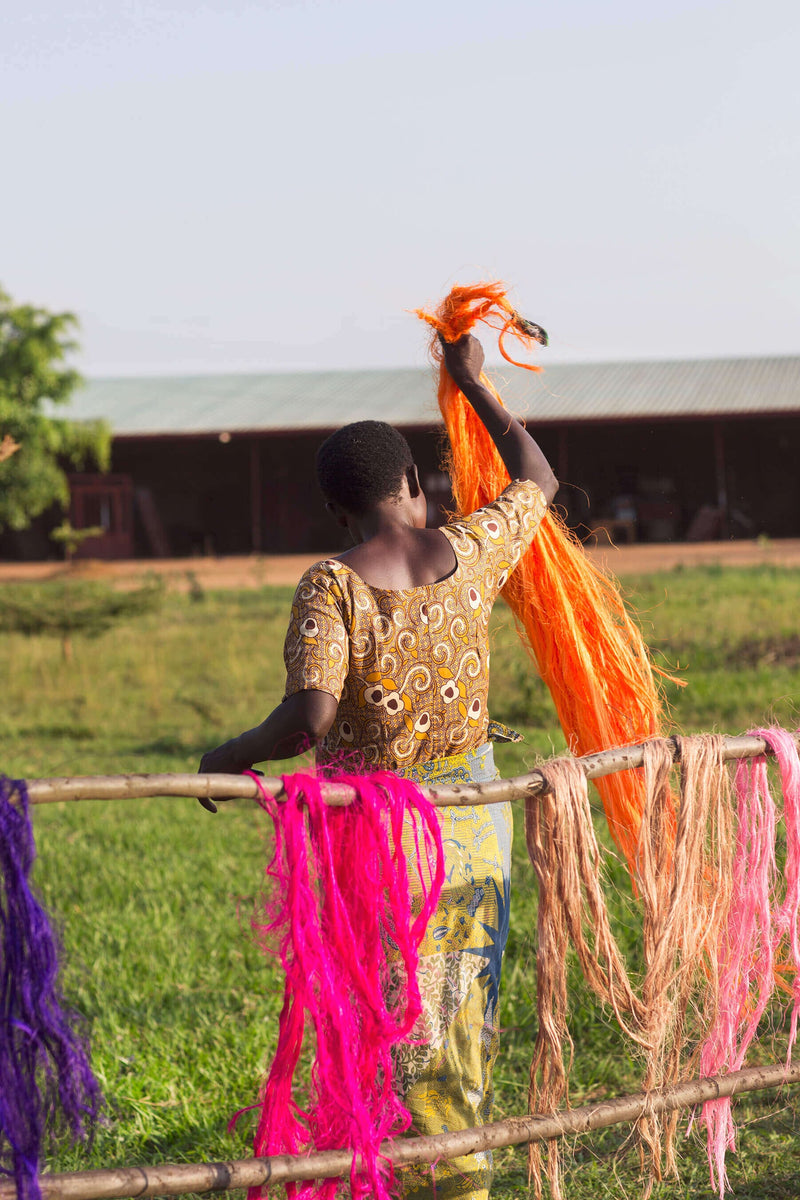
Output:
[[445, 480, 548, 598], [283, 563, 350, 702]]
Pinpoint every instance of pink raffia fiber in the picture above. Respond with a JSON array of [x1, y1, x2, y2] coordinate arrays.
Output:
[[245, 769, 444, 1200], [699, 727, 800, 1195]]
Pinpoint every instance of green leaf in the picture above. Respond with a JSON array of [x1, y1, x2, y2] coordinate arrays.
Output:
[[0, 285, 109, 532]]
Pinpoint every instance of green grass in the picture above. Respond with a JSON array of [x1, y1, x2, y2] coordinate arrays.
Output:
[[3, 565, 800, 1198]]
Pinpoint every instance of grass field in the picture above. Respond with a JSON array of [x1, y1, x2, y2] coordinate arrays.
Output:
[[3, 564, 800, 1198]]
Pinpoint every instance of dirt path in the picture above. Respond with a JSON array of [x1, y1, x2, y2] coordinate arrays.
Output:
[[1, 538, 800, 591], [588, 537, 800, 575]]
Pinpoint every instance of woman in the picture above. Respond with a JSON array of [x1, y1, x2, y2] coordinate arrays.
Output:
[[200, 333, 557, 1199]]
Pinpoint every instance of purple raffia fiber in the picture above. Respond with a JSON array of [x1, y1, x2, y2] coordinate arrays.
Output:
[[0, 776, 102, 1200]]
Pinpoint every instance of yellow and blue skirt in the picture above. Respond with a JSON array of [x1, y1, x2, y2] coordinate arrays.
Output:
[[393, 740, 513, 1200]]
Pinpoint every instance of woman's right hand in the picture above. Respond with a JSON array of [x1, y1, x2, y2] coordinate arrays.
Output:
[[196, 739, 250, 812], [441, 334, 485, 390]]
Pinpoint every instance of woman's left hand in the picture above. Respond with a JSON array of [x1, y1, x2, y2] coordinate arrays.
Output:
[[440, 333, 485, 389]]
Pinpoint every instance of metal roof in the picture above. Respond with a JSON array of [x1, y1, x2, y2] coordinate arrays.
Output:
[[61, 355, 800, 437]]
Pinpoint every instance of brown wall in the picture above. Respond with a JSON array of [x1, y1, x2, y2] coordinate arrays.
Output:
[[559, 416, 799, 540], [101, 413, 800, 555], [110, 426, 453, 558], [112, 437, 253, 556], [3, 414, 796, 561]]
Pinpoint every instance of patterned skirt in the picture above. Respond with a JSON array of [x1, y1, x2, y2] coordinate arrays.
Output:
[[392, 741, 513, 1200]]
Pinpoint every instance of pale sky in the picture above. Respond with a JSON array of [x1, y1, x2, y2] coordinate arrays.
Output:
[[4, 0, 800, 375]]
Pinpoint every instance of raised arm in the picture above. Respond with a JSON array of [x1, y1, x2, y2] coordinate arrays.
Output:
[[441, 334, 558, 504]]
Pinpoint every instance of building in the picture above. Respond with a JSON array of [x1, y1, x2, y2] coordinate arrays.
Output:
[[10, 356, 800, 559]]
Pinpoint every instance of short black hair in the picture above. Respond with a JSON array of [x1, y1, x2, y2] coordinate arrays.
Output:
[[316, 420, 414, 515]]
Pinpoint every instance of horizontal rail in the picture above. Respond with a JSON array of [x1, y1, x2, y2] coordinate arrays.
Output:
[[22, 770, 545, 808], [21, 732, 800, 808], [5, 1062, 799, 1200]]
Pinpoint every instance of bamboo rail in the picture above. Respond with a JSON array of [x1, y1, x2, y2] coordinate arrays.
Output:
[[3, 1062, 798, 1200], [21, 731, 800, 808]]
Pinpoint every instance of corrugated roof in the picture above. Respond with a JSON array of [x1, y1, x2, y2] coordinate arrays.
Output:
[[62, 369, 438, 435], [61, 355, 800, 436], [508, 356, 800, 422]]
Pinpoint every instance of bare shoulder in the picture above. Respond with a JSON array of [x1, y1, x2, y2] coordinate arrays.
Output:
[[332, 528, 457, 590]]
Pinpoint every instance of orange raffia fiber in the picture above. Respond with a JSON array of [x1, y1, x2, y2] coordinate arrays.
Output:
[[417, 281, 679, 873]]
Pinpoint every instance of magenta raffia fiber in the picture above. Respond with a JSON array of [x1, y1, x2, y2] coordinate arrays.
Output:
[[245, 770, 444, 1200]]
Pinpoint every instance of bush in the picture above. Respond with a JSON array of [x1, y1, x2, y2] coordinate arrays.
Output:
[[0, 579, 165, 657]]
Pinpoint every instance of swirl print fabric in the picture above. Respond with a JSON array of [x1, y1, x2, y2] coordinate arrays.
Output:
[[282, 480, 547, 772]]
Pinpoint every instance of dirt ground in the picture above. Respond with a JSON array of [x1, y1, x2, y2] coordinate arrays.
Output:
[[2, 538, 800, 592]]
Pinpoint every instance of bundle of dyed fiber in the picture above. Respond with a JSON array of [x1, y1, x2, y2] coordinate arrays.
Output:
[[699, 727, 800, 1195], [417, 282, 676, 873], [526, 731, 800, 1199], [246, 770, 444, 1200], [635, 737, 732, 1184], [524, 756, 650, 1199], [526, 738, 735, 1197], [0, 776, 101, 1200]]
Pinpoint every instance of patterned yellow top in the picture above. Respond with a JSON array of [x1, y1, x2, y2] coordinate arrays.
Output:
[[283, 479, 547, 770]]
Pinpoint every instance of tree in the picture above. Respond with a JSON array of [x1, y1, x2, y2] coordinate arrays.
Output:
[[49, 519, 105, 563], [0, 287, 110, 532], [0, 578, 165, 661]]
